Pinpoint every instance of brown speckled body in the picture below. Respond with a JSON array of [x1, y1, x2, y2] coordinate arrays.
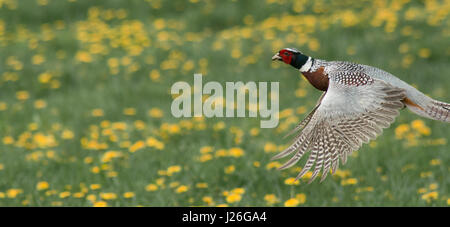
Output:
[[301, 66, 329, 91]]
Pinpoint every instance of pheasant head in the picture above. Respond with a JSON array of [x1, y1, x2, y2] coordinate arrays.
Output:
[[272, 48, 311, 72]]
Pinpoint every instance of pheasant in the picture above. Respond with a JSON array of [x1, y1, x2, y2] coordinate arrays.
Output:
[[271, 48, 449, 183]]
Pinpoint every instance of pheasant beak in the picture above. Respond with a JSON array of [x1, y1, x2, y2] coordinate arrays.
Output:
[[272, 53, 282, 61]]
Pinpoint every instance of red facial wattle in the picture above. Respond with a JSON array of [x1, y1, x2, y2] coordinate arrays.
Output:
[[279, 49, 293, 64]]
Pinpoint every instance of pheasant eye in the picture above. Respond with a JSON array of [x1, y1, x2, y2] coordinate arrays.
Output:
[[283, 52, 289, 56]]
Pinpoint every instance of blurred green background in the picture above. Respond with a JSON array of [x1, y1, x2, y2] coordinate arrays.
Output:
[[0, 0, 448, 206]]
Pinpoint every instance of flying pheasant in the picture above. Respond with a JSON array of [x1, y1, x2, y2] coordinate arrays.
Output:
[[272, 48, 449, 183]]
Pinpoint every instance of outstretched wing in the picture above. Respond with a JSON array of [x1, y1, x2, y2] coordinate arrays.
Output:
[[273, 70, 406, 183]]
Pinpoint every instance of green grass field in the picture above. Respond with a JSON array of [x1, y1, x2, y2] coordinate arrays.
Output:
[[0, 0, 448, 206]]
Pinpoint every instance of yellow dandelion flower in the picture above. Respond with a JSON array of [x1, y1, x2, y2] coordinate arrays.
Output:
[[51, 201, 63, 206], [75, 51, 92, 63], [295, 89, 307, 97], [356, 187, 375, 193], [215, 149, 228, 157], [36, 181, 49, 191], [226, 193, 242, 203], [296, 193, 306, 204], [38, 72, 52, 84], [264, 142, 277, 153], [61, 129, 74, 139], [149, 69, 161, 81], [264, 194, 278, 205], [168, 124, 181, 134], [430, 159, 441, 166], [199, 154, 213, 162], [429, 183, 438, 190], [153, 18, 166, 30], [0, 102, 7, 111], [107, 58, 119, 68], [421, 191, 438, 203], [91, 108, 104, 117], [158, 170, 167, 176], [176, 185, 189, 194], [145, 184, 158, 191], [59, 191, 71, 199], [100, 120, 110, 128], [412, 120, 431, 136], [341, 178, 358, 186], [284, 177, 300, 185], [420, 171, 432, 178], [228, 147, 244, 157], [86, 194, 96, 202], [266, 161, 281, 170], [3, 136, 14, 145], [156, 178, 165, 186], [169, 181, 180, 188], [167, 165, 182, 175], [213, 121, 225, 131], [157, 31, 169, 41], [32, 54, 45, 65], [202, 196, 214, 205], [212, 40, 224, 51], [196, 183, 208, 188], [284, 198, 299, 207], [232, 188, 245, 195], [123, 192, 135, 198], [129, 140, 145, 153], [16, 91, 30, 100], [146, 137, 164, 150], [34, 99, 47, 109], [45, 190, 57, 196], [123, 108, 136, 116], [411, 119, 424, 130], [112, 122, 127, 130], [101, 151, 122, 162], [200, 146, 213, 154], [84, 157, 93, 164], [395, 124, 410, 139], [100, 192, 117, 200], [73, 192, 85, 198], [91, 166, 100, 174], [107, 171, 118, 178], [300, 171, 313, 180], [224, 165, 235, 174], [90, 184, 101, 190], [308, 39, 320, 51], [398, 43, 409, 53], [93, 201, 108, 207], [37, 0, 49, 6], [182, 60, 195, 72], [231, 49, 242, 59], [133, 120, 146, 131], [418, 48, 431, 58], [279, 108, 293, 119], [401, 55, 414, 68], [250, 128, 259, 136], [295, 106, 307, 114]]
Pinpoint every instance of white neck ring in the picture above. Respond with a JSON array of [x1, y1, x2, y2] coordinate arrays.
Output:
[[299, 57, 312, 72]]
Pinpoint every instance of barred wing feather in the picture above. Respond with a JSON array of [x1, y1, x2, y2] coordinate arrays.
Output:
[[273, 72, 406, 183]]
